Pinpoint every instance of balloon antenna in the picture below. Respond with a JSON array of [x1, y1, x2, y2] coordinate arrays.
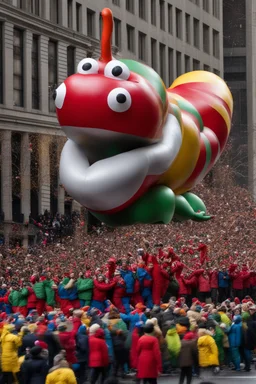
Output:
[[100, 8, 113, 63]]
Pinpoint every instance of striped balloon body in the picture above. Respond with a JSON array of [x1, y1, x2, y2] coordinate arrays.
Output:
[[121, 63, 233, 196]]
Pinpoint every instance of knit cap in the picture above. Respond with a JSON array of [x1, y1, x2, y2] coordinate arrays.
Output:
[[89, 323, 100, 335]]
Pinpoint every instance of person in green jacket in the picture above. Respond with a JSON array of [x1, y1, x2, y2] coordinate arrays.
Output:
[[43, 273, 56, 309], [209, 314, 225, 366], [33, 276, 46, 315], [76, 272, 94, 307], [9, 283, 28, 317]]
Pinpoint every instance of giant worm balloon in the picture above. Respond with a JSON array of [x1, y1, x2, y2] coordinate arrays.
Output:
[[55, 8, 233, 226]]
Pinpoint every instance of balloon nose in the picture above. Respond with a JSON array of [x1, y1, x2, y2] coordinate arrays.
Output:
[[52, 89, 57, 100]]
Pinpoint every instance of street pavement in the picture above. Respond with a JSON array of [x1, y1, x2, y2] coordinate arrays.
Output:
[[120, 368, 256, 384]]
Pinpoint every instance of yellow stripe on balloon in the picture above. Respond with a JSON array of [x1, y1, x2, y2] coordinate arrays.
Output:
[[170, 71, 233, 114], [158, 112, 201, 191], [210, 102, 231, 133]]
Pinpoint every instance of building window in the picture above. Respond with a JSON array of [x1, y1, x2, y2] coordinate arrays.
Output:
[[168, 4, 173, 34], [87, 9, 95, 37], [76, 3, 82, 32], [213, 69, 220, 76], [138, 31, 146, 61], [160, 0, 165, 31], [151, 38, 157, 71], [213, 30, 220, 58], [0, 23, 3, 104], [28, 0, 40, 16], [185, 55, 190, 73], [126, 0, 134, 13], [203, 0, 209, 12], [32, 35, 39, 109], [13, 28, 24, 107], [50, 0, 59, 24], [67, 46, 75, 76], [127, 25, 135, 53], [213, 0, 220, 19], [193, 18, 200, 48], [204, 64, 210, 71], [112, 0, 120, 6], [48, 40, 58, 113], [176, 9, 182, 39], [139, 0, 147, 21], [151, 0, 156, 26], [68, 0, 73, 28], [185, 13, 190, 44], [114, 18, 121, 50], [193, 59, 200, 70], [159, 43, 166, 83], [168, 48, 174, 84], [176, 51, 182, 77], [203, 24, 210, 53]]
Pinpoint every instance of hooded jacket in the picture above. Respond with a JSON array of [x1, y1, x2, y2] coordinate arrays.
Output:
[[197, 330, 219, 367], [88, 328, 109, 367], [76, 325, 88, 363], [228, 315, 242, 348], [77, 278, 94, 301]]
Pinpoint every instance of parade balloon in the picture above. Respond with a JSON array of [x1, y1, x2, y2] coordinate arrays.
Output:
[[55, 8, 233, 226]]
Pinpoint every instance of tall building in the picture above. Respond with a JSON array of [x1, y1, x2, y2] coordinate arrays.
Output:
[[223, 0, 256, 199], [0, 0, 223, 245]]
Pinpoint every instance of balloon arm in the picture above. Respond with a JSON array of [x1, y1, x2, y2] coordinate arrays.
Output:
[[59, 115, 182, 212]]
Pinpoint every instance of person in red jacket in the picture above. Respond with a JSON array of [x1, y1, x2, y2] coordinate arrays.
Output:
[[229, 264, 251, 301], [91, 275, 116, 312], [26, 282, 37, 313], [195, 269, 210, 303], [147, 255, 165, 306], [136, 322, 162, 383], [242, 265, 252, 297], [89, 328, 109, 384], [208, 268, 219, 304], [112, 270, 126, 313]]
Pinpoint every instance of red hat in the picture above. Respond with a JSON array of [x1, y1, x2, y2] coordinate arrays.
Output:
[[35, 340, 48, 349], [135, 302, 146, 310], [183, 331, 196, 340], [234, 297, 240, 304]]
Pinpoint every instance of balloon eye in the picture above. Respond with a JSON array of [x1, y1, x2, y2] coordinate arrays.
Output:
[[107, 88, 132, 113], [105, 60, 130, 81], [77, 58, 99, 75], [54, 83, 66, 109]]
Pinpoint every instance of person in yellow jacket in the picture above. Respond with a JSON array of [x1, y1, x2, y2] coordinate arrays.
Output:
[[0, 323, 24, 383], [197, 328, 219, 368], [45, 353, 77, 384]]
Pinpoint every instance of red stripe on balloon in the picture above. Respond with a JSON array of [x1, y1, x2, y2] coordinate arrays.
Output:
[[171, 87, 229, 151], [203, 127, 220, 173], [172, 82, 232, 117]]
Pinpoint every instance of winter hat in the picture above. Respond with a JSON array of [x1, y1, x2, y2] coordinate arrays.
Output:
[[177, 316, 190, 328], [234, 297, 240, 305], [242, 312, 250, 322], [35, 340, 48, 349], [78, 325, 87, 334], [183, 332, 195, 340], [89, 324, 100, 335], [28, 324, 38, 333], [195, 305, 202, 313], [135, 303, 146, 310], [30, 346, 42, 357], [143, 323, 154, 334], [57, 323, 67, 332]]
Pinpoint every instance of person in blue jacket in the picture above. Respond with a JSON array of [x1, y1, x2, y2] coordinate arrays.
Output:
[[120, 260, 135, 314], [58, 277, 79, 315], [228, 315, 242, 371], [137, 266, 153, 309], [218, 268, 230, 303], [76, 325, 88, 384]]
